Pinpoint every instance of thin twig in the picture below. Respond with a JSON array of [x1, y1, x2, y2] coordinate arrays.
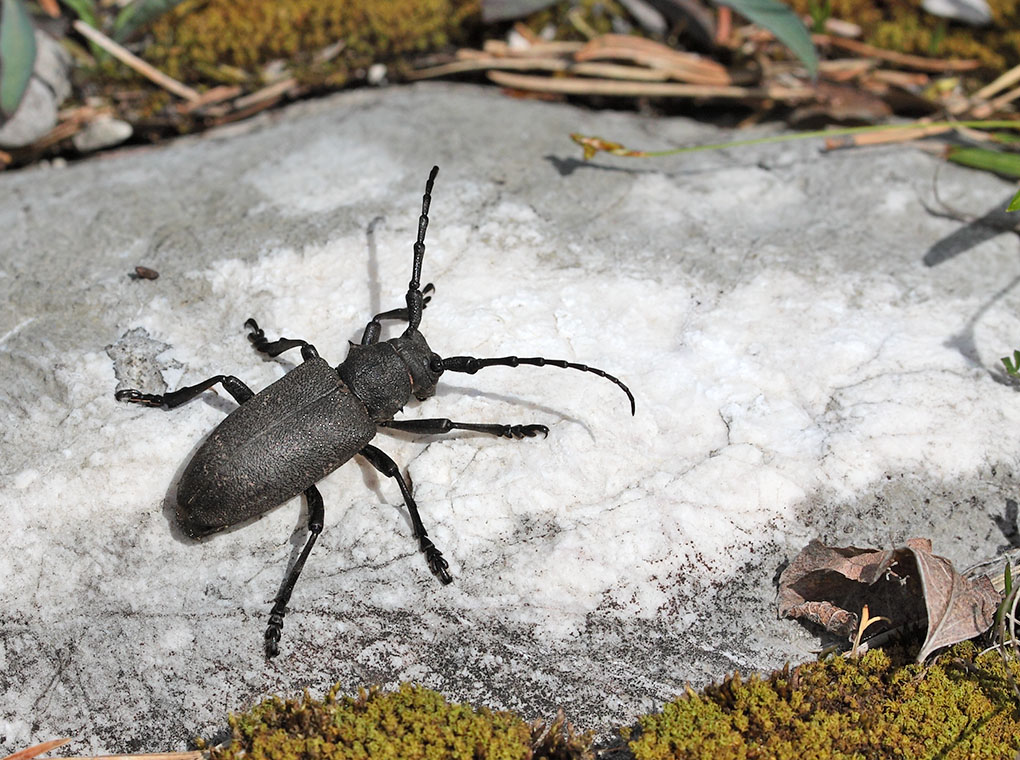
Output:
[[487, 70, 811, 100], [410, 57, 681, 82], [72, 20, 200, 102]]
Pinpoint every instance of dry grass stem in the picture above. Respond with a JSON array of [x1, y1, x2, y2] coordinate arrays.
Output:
[[974, 63, 1020, 100], [231, 78, 299, 111], [824, 124, 952, 149], [814, 34, 980, 72], [179, 85, 244, 113], [72, 20, 201, 102], [2, 739, 72, 760]]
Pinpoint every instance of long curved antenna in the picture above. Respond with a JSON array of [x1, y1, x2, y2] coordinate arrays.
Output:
[[440, 354, 635, 415], [405, 165, 439, 334]]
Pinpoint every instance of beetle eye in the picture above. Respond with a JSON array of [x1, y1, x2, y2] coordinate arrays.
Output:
[[429, 355, 443, 373]]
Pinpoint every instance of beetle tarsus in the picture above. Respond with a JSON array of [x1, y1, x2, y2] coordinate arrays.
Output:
[[505, 424, 548, 439], [115, 388, 165, 406], [420, 536, 452, 584], [265, 609, 285, 658]]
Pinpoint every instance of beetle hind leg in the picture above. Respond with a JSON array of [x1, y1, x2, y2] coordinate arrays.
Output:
[[115, 374, 254, 408], [265, 484, 325, 658], [358, 443, 452, 585]]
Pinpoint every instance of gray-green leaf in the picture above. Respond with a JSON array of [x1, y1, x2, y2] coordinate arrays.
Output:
[[0, 0, 37, 118], [716, 0, 818, 78], [113, 0, 188, 42]]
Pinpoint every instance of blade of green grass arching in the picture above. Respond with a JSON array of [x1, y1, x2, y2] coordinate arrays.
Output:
[[947, 146, 1020, 179], [0, 0, 36, 117], [112, 0, 187, 43], [58, 0, 108, 59], [58, 0, 97, 26], [717, 0, 818, 78]]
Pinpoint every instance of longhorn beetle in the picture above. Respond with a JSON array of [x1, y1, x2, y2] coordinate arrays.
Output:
[[115, 166, 635, 657]]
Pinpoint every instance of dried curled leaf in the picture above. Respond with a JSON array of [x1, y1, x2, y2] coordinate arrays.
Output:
[[779, 538, 999, 661]]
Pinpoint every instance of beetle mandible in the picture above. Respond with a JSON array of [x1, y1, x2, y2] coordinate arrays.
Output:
[[115, 166, 635, 657]]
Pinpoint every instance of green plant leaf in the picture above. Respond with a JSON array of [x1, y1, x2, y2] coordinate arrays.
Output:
[[1002, 350, 1020, 375], [0, 0, 37, 118], [947, 146, 1020, 179], [113, 0, 188, 42], [58, 0, 96, 26], [716, 0, 818, 77], [1008, 188, 1020, 212]]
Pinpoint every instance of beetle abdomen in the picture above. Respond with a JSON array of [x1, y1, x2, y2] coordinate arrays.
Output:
[[176, 358, 375, 537]]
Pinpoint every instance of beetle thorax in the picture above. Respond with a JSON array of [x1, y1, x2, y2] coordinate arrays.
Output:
[[338, 330, 442, 422]]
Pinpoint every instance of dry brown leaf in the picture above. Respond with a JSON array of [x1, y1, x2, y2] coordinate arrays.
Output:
[[908, 538, 999, 661], [778, 538, 998, 660]]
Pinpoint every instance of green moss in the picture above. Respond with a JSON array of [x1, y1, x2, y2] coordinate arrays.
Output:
[[626, 643, 1020, 760], [200, 645, 1020, 760], [143, 0, 479, 85], [208, 683, 536, 760]]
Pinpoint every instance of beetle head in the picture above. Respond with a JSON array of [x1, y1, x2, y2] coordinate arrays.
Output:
[[393, 328, 443, 401]]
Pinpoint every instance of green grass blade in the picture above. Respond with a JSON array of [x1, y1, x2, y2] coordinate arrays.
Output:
[[58, 0, 96, 26], [947, 146, 1020, 179], [717, 0, 818, 77], [113, 0, 187, 42], [0, 0, 37, 117]]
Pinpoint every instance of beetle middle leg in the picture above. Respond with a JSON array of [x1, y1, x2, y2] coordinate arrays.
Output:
[[116, 374, 254, 407], [380, 417, 549, 439], [264, 484, 324, 658], [245, 318, 319, 361], [358, 443, 452, 585]]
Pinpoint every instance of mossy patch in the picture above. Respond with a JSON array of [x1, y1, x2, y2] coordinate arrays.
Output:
[[624, 642, 1020, 759], [203, 682, 574, 760], [143, 0, 479, 86], [201, 643, 1020, 760]]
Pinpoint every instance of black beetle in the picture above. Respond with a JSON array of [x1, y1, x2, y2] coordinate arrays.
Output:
[[115, 166, 634, 656]]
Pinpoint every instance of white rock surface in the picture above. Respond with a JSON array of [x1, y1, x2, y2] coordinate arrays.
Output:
[[2, 83, 1020, 752]]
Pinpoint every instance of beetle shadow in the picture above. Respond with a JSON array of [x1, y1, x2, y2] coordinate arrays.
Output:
[[366, 215, 386, 318]]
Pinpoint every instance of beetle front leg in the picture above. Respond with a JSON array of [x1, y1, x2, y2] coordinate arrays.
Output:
[[358, 443, 452, 585], [380, 417, 549, 439], [360, 284, 434, 345], [115, 374, 254, 408], [265, 484, 325, 658]]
